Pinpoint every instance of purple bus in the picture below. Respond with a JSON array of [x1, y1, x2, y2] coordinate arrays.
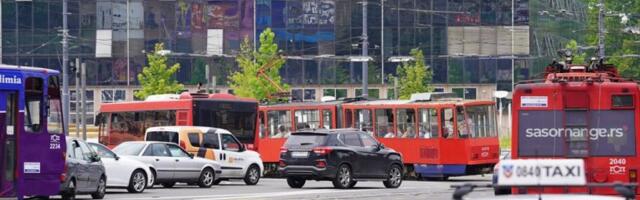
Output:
[[0, 65, 66, 198]]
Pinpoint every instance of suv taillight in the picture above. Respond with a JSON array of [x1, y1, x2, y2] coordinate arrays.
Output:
[[280, 147, 288, 153], [313, 147, 332, 156], [630, 169, 637, 182]]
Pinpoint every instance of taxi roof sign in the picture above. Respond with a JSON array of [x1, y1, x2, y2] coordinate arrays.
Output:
[[497, 159, 586, 186]]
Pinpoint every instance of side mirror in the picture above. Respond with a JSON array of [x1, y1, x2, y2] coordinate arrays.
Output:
[[114, 155, 120, 161], [188, 153, 195, 159], [376, 143, 384, 151], [91, 154, 101, 162], [239, 144, 246, 152]]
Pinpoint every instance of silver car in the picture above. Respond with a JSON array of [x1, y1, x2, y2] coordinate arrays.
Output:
[[112, 141, 222, 188]]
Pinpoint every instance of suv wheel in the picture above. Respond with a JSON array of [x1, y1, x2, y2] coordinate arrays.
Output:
[[198, 168, 215, 188], [286, 177, 306, 188], [61, 179, 76, 200], [162, 182, 176, 188], [333, 164, 355, 189], [127, 170, 147, 193], [244, 165, 261, 185], [91, 176, 106, 199], [383, 165, 403, 188]]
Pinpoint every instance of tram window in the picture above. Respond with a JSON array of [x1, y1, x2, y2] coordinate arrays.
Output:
[[355, 109, 374, 135], [465, 105, 496, 138], [419, 108, 439, 139], [294, 110, 320, 130], [258, 111, 266, 138], [442, 108, 454, 138], [47, 75, 63, 134], [456, 106, 470, 138], [612, 95, 633, 108], [375, 109, 395, 138], [25, 77, 44, 133], [267, 110, 291, 138], [322, 110, 332, 129], [397, 109, 417, 138], [344, 109, 353, 128]]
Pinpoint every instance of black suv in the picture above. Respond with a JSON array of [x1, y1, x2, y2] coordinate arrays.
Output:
[[279, 129, 403, 189]]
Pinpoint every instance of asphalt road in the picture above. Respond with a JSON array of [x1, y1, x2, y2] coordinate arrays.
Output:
[[46, 175, 495, 200]]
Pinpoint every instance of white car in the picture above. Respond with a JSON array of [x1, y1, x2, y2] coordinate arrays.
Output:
[[145, 126, 264, 185], [88, 142, 154, 193], [112, 141, 222, 188]]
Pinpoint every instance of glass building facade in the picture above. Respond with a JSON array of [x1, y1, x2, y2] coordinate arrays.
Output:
[[1, 0, 579, 102]]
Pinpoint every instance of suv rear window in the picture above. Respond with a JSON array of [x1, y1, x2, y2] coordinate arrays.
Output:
[[146, 131, 179, 144], [284, 133, 327, 147]]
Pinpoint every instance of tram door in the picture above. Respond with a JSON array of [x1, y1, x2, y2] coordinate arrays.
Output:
[[0, 91, 18, 195]]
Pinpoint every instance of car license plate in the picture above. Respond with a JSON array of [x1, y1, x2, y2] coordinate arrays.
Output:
[[291, 152, 309, 158]]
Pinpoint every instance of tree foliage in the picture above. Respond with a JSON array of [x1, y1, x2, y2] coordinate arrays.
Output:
[[228, 28, 289, 101], [396, 48, 433, 100], [135, 43, 184, 100], [574, 0, 640, 78], [565, 39, 587, 64]]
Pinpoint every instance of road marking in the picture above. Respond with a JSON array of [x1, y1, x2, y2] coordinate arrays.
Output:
[[111, 187, 418, 200]]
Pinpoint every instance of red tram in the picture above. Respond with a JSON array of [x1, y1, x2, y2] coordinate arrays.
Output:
[[512, 59, 640, 195], [258, 94, 500, 179]]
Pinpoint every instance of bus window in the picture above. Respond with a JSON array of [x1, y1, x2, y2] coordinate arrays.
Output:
[[322, 110, 332, 129], [267, 110, 291, 138], [47, 75, 63, 134], [25, 77, 44, 133], [375, 109, 395, 138], [419, 108, 438, 139], [3, 93, 17, 182], [397, 109, 416, 138], [456, 106, 469, 138], [442, 108, 454, 138], [6, 94, 16, 136], [355, 109, 373, 135], [294, 110, 320, 130]]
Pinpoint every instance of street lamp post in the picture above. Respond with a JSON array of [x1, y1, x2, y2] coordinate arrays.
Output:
[[361, 1, 369, 98]]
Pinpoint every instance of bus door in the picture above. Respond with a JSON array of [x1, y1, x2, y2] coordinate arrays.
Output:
[[0, 91, 18, 195]]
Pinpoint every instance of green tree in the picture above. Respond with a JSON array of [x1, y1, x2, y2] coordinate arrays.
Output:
[[570, 0, 640, 78], [396, 48, 433, 99], [228, 28, 289, 101], [135, 43, 184, 100]]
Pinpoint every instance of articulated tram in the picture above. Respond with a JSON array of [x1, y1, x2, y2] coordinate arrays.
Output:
[[258, 94, 500, 179]]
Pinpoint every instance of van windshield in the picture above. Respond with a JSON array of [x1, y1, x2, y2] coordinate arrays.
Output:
[[285, 133, 327, 148], [146, 131, 179, 144]]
